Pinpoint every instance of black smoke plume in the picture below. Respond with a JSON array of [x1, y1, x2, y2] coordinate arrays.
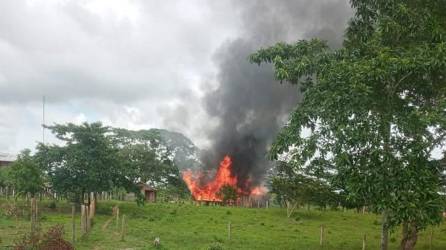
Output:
[[202, 0, 351, 190]]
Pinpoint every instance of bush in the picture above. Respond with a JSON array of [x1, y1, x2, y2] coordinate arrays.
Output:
[[47, 201, 57, 210], [40, 225, 73, 250], [13, 224, 73, 250], [1, 202, 22, 218], [373, 219, 381, 226], [208, 242, 224, 250]]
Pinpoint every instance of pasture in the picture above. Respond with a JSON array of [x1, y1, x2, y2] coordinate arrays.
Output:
[[1, 200, 446, 249]]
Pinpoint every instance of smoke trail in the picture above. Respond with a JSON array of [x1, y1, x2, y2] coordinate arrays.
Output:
[[203, 0, 351, 189]]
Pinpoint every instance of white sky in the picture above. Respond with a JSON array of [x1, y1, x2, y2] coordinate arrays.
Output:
[[0, 0, 242, 153], [0, 0, 354, 155]]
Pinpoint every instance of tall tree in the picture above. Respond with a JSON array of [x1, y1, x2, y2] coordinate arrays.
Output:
[[0, 166, 11, 197], [117, 143, 176, 186], [9, 149, 44, 233], [35, 122, 139, 234], [271, 161, 338, 216], [113, 133, 189, 201], [36, 123, 121, 203], [251, 1, 446, 249]]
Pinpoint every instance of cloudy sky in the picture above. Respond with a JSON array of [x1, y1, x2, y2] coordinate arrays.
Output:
[[0, 0, 351, 154]]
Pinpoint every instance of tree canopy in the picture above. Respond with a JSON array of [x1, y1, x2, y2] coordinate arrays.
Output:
[[35, 122, 190, 204], [9, 149, 44, 198], [35, 122, 134, 203], [251, 1, 446, 249]]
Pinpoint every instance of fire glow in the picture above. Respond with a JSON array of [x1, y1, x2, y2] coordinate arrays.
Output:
[[182, 155, 266, 202]]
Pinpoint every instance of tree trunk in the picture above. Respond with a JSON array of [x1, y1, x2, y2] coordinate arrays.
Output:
[[381, 212, 389, 250], [80, 204, 85, 234], [71, 203, 76, 244], [30, 196, 37, 233], [400, 222, 418, 250], [89, 192, 96, 219], [86, 205, 91, 232], [86, 192, 92, 232], [80, 204, 89, 234]]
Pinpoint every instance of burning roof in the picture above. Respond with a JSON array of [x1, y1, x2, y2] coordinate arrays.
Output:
[[182, 155, 266, 202]]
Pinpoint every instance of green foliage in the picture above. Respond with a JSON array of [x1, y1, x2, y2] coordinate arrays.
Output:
[[117, 143, 176, 186], [114, 133, 190, 201], [271, 161, 339, 209], [208, 242, 224, 250], [35, 122, 135, 203], [0, 166, 11, 189], [217, 184, 238, 204], [9, 149, 44, 197], [111, 128, 201, 170], [34, 122, 190, 204], [251, 0, 446, 234], [13, 224, 73, 250]]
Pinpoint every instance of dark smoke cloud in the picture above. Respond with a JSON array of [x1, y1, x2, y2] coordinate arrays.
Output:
[[203, 0, 351, 189]]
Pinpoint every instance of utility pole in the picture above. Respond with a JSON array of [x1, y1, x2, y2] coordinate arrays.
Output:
[[42, 96, 45, 144]]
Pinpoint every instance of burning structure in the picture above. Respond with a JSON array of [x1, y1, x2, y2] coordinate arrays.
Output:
[[182, 155, 268, 206], [180, 1, 350, 207]]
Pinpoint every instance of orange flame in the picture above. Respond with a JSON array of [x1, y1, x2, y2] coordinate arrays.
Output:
[[250, 186, 268, 196], [182, 155, 266, 201]]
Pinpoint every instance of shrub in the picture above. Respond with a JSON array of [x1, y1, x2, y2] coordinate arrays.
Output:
[[39, 225, 73, 250], [47, 201, 57, 210], [13, 225, 73, 250], [208, 242, 224, 250]]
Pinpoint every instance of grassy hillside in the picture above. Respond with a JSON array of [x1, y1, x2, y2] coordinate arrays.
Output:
[[1, 200, 445, 249]]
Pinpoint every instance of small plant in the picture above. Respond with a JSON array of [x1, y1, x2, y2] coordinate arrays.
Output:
[[154, 237, 160, 248], [13, 224, 73, 250], [13, 230, 41, 250], [47, 201, 57, 210], [2, 203, 22, 218], [169, 209, 177, 216], [212, 235, 224, 243], [40, 225, 73, 250], [208, 242, 224, 250]]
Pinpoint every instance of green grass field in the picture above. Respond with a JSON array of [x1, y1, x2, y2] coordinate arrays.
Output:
[[1, 200, 446, 249]]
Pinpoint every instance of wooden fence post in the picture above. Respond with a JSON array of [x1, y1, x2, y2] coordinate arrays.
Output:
[[86, 205, 91, 232], [320, 225, 324, 247], [80, 205, 85, 234], [30, 197, 37, 233], [116, 207, 120, 227], [362, 234, 366, 250], [121, 214, 126, 241], [228, 221, 231, 240], [429, 227, 433, 250]]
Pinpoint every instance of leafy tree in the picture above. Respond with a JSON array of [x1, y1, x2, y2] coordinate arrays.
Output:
[[35, 122, 140, 236], [9, 149, 44, 232], [9, 149, 44, 198], [0, 166, 11, 196], [157, 164, 190, 201], [217, 184, 238, 205], [117, 143, 175, 186], [271, 161, 338, 216], [36, 122, 130, 204], [251, 1, 446, 249], [114, 136, 190, 201]]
